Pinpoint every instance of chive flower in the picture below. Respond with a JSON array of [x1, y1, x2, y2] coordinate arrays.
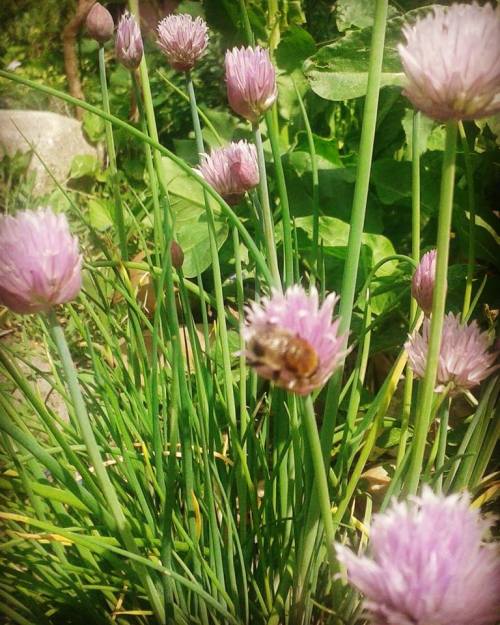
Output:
[[398, 3, 500, 121], [225, 46, 278, 123], [197, 140, 259, 205], [0, 208, 82, 314], [243, 285, 346, 395], [405, 313, 498, 394], [157, 14, 208, 72], [336, 488, 500, 625], [115, 11, 143, 70]]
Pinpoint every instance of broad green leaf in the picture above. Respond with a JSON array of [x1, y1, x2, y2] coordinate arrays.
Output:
[[276, 26, 316, 73], [303, 9, 437, 100], [88, 198, 114, 231], [296, 215, 396, 273], [162, 158, 229, 277], [70, 154, 99, 179], [82, 111, 105, 143]]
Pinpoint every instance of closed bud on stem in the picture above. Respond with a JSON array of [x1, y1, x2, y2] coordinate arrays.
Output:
[[115, 12, 143, 70], [412, 249, 436, 316], [170, 240, 184, 270], [86, 2, 114, 44], [225, 46, 277, 123]]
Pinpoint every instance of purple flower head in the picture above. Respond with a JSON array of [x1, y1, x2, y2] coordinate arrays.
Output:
[[243, 285, 347, 395], [86, 2, 114, 44], [197, 140, 259, 205], [405, 313, 498, 394], [412, 249, 436, 316], [336, 489, 500, 625], [115, 12, 143, 70], [157, 14, 208, 72], [225, 46, 278, 123], [398, 3, 500, 121], [0, 208, 82, 315]]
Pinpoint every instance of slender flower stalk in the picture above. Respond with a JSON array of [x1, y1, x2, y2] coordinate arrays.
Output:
[[46, 311, 166, 623], [397, 111, 421, 467], [406, 121, 458, 495], [460, 122, 477, 319], [98, 44, 128, 259], [302, 395, 337, 573], [265, 106, 294, 287], [253, 123, 281, 288], [294, 0, 389, 610], [322, 0, 389, 446]]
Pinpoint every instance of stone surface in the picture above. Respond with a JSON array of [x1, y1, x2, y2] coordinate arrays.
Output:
[[0, 109, 97, 195]]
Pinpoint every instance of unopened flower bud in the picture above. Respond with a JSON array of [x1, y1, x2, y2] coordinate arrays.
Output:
[[412, 249, 436, 316], [225, 46, 277, 123], [86, 2, 114, 44], [171, 240, 184, 270], [115, 12, 143, 70]]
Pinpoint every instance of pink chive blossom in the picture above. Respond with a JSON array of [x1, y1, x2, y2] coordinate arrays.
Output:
[[225, 46, 278, 123], [86, 2, 114, 44], [115, 12, 143, 70], [157, 14, 208, 72], [412, 249, 436, 316], [243, 285, 347, 395], [398, 3, 500, 121], [405, 312, 498, 394], [0, 208, 82, 315], [336, 488, 500, 625], [197, 140, 259, 205]]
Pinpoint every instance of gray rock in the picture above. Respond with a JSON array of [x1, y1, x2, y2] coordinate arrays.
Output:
[[0, 109, 97, 196]]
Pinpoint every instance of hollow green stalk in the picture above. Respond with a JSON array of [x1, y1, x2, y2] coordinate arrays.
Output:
[[185, 73, 258, 546], [98, 46, 127, 260], [321, 0, 389, 450], [131, 72, 162, 261], [265, 106, 294, 286], [301, 395, 336, 573], [294, 82, 319, 281], [435, 396, 450, 492], [294, 4, 389, 604], [397, 111, 421, 467], [406, 120, 458, 495], [45, 310, 165, 623], [185, 71, 238, 431], [253, 121, 282, 288], [459, 122, 476, 319]]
